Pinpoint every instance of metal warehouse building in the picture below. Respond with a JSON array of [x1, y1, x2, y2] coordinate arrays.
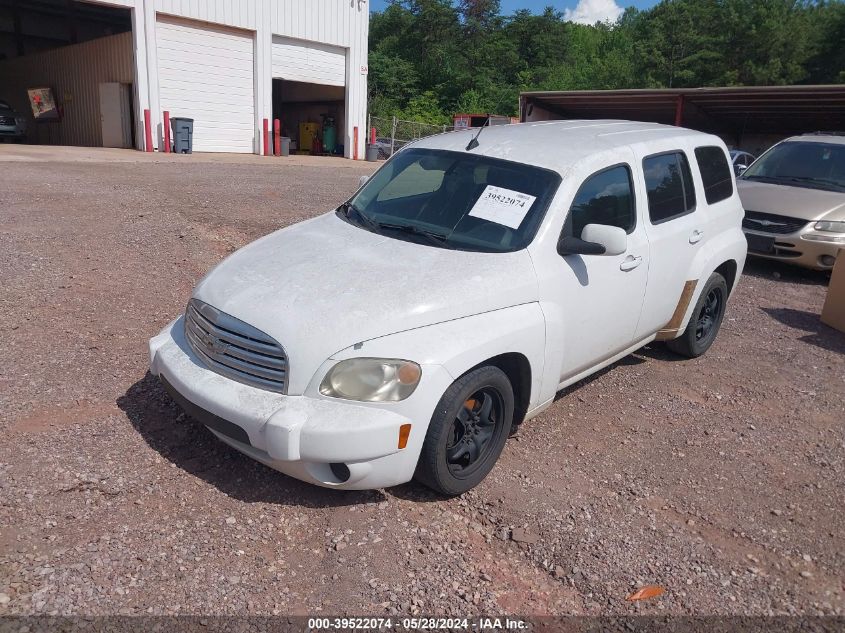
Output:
[[0, 0, 369, 158]]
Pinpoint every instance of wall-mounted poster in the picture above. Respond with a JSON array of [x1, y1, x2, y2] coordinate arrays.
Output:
[[27, 87, 60, 121]]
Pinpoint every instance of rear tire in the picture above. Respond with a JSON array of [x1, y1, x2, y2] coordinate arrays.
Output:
[[667, 272, 728, 358], [414, 366, 514, 496]]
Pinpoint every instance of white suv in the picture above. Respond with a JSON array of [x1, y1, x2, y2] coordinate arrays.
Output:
[[149, 121, 747, 495]]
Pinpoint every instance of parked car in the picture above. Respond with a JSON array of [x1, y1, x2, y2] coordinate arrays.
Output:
[[149, 121, 746, 495], [729, 149, 756, 176], [372, 136, 393, 160], [737, 133, 845, 271], [0, 100, 27, 143]]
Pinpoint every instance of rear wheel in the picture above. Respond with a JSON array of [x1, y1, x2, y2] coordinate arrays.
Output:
[[667, 272, 728, 358], [414, 366, 514, 496]]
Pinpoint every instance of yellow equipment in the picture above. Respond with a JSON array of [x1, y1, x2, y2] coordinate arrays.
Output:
[[299, 122, 319, 153]]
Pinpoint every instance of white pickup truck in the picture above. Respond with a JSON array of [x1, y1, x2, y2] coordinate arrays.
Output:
[[149, 120, 746, 495]]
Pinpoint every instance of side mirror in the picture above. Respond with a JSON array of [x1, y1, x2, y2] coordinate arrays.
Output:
[[736, 164, 748, 176], [558, 224, 627, 257], [358, 175, 370, 188]]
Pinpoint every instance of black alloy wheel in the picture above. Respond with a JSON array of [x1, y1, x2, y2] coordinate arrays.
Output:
[[668, 272, 729, 358], [415, 365, 514, 496], [445, 388, 504, 479], [696, 286, 724, 342]]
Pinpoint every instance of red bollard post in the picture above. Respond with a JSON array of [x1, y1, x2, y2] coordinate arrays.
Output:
[[370, 127, 376, 145], [274, 119, 281, 156], [163, 111, 171, 153], [353, 126, 359, 160], [144, 109, 153, 152], [263, 118, 270, 156]]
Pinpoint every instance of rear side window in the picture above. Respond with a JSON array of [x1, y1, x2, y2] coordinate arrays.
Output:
[[643, 152, 696, 224], [567, 165, 636, 237], [695, 146, 733, 204]]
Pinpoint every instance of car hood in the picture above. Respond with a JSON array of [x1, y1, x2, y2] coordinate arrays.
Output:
[[193, 212, 539, 393], [737, 180, 845, 221]]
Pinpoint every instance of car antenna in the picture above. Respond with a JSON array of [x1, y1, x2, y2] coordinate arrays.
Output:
[[465, 114, 490, 151]]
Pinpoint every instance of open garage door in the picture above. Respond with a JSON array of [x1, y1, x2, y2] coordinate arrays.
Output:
[[156, 17, 254, 153], [272, 37, 346, 87], [271, 37, 346, 157], [0, 0, 134, 148]]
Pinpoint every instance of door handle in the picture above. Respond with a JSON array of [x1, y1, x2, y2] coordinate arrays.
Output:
[[619, 255, 643, 271], [689, 229, 704, 244]]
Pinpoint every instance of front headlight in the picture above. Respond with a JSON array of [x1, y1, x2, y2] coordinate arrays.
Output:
[[814, 220, 845, 233], [319, 358, 422, 402]]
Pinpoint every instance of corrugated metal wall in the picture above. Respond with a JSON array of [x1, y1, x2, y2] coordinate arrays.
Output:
[[153, 0, 370, 46], [0, 32, 134, 147], [271, 0, 367, 49], [155, 0, 259, 31], [145, 0, 369, 157]]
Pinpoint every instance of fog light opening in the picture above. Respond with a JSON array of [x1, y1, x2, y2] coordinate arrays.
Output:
[[819, 255, 837, 268], [329, 462, 351, 483]]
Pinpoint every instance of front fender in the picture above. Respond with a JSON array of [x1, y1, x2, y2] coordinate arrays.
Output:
[[321, 303, 547, 410]]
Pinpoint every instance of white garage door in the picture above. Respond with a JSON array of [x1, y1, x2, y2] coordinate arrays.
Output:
[[272, 37, 346, 86], [156, 17, 255, 153]]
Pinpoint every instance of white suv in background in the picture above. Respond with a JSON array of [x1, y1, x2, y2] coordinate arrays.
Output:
[[150, 121, 747, 495]]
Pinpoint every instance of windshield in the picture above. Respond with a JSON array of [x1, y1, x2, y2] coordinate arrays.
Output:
[[741, 141, 845, 192], [341, 148, 561, 252]]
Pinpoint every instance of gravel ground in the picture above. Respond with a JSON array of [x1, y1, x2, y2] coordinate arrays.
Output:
[[0, 156, 843, 617]]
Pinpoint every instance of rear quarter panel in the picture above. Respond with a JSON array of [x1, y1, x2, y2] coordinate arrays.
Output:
[[676, 141, 747, 331]]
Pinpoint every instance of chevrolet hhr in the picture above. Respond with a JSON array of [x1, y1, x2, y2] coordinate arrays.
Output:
[[149, 121, 747, 495]]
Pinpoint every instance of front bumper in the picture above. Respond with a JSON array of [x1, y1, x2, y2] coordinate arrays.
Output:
[[744, 228, 842, 270], [148, 316, 451, 490], [0, 125, 24, 138]]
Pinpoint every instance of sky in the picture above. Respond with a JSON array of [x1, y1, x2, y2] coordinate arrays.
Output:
[[368, 0, 658, 24]]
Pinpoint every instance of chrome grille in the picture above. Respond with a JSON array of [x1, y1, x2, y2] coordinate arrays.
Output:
[[184, 299, 288, 394], [0, 116, 15, 126], [743, 210, 809, 235]]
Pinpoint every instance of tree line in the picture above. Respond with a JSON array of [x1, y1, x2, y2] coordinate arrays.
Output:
[[368, 0, 845, 124]]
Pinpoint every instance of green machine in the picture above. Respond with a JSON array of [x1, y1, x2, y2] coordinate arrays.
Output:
[[322, 115, 337, 154]]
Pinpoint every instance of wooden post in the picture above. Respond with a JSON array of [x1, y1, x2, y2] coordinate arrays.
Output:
[[274, 119, 281, 156], [674, 95, 684, 127]]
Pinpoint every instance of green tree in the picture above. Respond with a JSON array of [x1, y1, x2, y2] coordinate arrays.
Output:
[[366, 0, 845, 121], [399, 91, 451, 125]]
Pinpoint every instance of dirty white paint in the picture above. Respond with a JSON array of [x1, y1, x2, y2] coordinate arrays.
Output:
[[192, 212, 540, 395], [150, 121, 749, 490]]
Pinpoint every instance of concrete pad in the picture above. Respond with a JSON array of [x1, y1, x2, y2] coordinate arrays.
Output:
[[0, 144, 378, 169]]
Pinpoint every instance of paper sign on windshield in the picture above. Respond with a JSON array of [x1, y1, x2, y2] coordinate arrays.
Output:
[[468, 186, 536, 230]]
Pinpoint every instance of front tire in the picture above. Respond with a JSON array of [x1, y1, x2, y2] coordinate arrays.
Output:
[[414, 366, 514, 496], [667, 272, 728, 358]]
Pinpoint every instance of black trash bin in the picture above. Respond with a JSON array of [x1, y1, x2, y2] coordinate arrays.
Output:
[[170, 117, 194, 154]]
